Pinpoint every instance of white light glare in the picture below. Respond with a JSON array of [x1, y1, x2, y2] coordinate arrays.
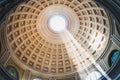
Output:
[[48, 14, 67, 33], [33, 78, 42, 80]]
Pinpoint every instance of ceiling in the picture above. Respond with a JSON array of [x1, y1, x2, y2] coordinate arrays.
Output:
[[5, 0, 110, 77]]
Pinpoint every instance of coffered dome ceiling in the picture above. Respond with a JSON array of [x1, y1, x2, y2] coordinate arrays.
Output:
[[5, 0, 110, 77]]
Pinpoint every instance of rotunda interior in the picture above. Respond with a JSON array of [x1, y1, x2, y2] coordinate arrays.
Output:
[[0, 0, 120, 80]]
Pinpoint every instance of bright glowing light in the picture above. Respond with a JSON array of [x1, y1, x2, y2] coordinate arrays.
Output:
[[59, 30, 111, 80], [92, 32, 102, 50], [48, 14, 67, 33], [33, 78, 42, 80], [85, 71, 102, 80]]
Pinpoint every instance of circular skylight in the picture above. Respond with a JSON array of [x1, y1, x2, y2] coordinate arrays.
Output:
[[48, 14, 67, 33]]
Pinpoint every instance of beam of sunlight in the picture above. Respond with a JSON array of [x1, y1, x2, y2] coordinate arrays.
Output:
[[60, 30, 111, 80]]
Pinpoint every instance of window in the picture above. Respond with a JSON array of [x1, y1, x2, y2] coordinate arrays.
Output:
[[86, 71, 102, 80], [6, 66, 19, 80], [109, 50, 120, 66]]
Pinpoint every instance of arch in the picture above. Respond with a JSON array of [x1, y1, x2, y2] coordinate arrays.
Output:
[[86, 71, 102, 80], [6, 65, 19, 80], [109, 50, 120, 66]]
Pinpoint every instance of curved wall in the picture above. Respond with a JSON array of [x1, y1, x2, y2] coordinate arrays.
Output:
[[0, 0, 120, 80]]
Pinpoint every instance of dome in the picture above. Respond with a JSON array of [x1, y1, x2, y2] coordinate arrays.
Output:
[[6, 0, 110, 78]]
